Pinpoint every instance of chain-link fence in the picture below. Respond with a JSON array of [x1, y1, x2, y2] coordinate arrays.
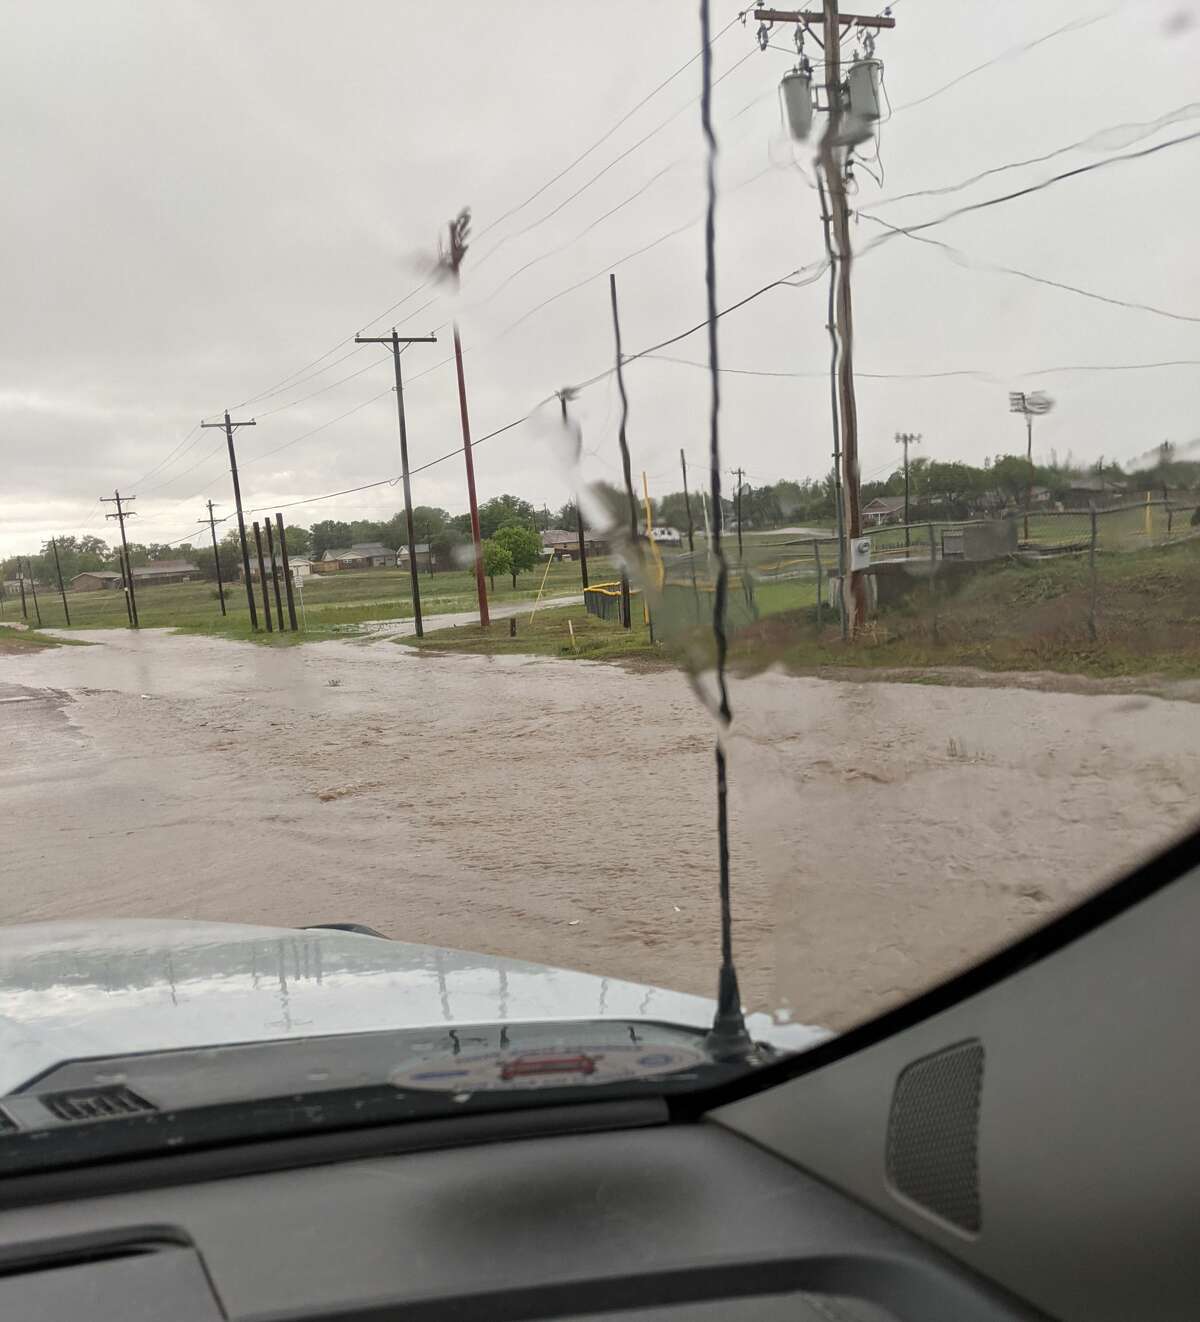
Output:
[[632, 499, 1200, 673]]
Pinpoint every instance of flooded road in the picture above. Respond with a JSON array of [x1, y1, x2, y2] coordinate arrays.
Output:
[[3, 628, 1199, 1028]]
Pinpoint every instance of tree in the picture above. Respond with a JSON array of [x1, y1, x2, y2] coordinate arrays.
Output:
[[309, 521, 354, 558], [991, 455, 1036, 506], [481, 539, 512, 591], [431, 525, 469, 573], [478, 494, 537, 539], [492, 522, 542, 589], [556, 500, 579, 530], [282, 525, 311, 555]]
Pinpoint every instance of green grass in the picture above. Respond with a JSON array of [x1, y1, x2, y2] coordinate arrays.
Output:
[[0, 628, 91, 652], [15, 558, 607, 645], [408, 538, 1200, 684], [406, 603, 660, 662]]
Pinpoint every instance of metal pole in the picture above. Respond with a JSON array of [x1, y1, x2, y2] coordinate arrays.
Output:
[[275, 513, 298, 631], [1025, 411, 1033, 542], [252, 521, 273, 632], [25, 559, 42, 628], [390, 332, 424, 639], [50, 538, 71, 626], [815, 173, 847, 640], [926, 521, 938, 643], [452, 321, 490, 627], [681, 450, 696, 554], [814, 540, 823, 631], [264, 518, 286, 631], [201, 500, 226, 616], [734, 467, 744, 561]]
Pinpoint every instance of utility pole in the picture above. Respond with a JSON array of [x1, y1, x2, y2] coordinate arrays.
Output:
[[680, 450, 696, 554], [443, 209, 490, 627], [731, 467, 746, 560], [50, 538, 71, 626], [101, 491, 139, 629], [199, 500, 226, 616], [558, 389, 590, 589], [201, 411, 258, 628], [275, 513, 299, 631], [895, 432, 921, 548], [1008, 391, 1054, 541], [24, 559, 42, 628], [608, 273, 636, 631], [264, 518, 286, 630], [755, 5, 894, 635], [252, 522, 273, 632], [17, 569, 28, 620], [355, 329, 438, 639]]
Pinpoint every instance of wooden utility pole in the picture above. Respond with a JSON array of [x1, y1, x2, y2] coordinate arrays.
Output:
[[264, 517, 286, 630], [896, 432, 921, 548], [101, 491, 139, 628], [756, 4, 894, 634], [251, 521, 273, 632], [24, 558, 42, 628], [50, 538, 71, 626], [444, 210, 490, 627], [680, 450, 696, 554], [275, 513, 299, 631], [201, 411, 258, 628], [558, 390, 590, 589], [608, 274, 636, 631], [354, 329, 438, 639], [199, 499, 226, 616]]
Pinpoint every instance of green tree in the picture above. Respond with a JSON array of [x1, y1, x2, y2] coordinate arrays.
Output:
[[309, 521, 354, 558], [481, 539, 511, 591], [478, 494, 537, 539], [492, 522, 542, 589], [431, 525, 468, 573], [282, 525, 311, 555]]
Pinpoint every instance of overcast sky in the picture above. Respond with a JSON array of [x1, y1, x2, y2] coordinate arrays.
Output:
[[2, 0, 1198, 556]]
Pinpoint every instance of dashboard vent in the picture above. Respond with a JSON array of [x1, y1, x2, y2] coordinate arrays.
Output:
[[886, 1038, 984, 1234], [40, 1086, 155, 1123]]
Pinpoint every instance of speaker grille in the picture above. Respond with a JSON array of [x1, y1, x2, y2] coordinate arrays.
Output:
[[886, 1038, 984, 1233]]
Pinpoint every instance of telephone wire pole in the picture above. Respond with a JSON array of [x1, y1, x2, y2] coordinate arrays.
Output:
[[199, 500, 226, 616], [895, 432, 921, 547], [101, 490, 139, 628], [201, 411, 258, 628]]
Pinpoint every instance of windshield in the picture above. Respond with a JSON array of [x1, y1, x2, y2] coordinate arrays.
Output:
[[2, 0, 1199, 1162]]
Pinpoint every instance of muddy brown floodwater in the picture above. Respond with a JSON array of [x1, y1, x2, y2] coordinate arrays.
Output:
[[3, 627, 1199, 1029]]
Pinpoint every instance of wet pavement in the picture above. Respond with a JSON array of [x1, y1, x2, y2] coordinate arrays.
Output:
[[2, 626, 1199, 1027]]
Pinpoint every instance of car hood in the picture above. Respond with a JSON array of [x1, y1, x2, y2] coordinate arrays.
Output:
[[0, 919, 826, 1094]]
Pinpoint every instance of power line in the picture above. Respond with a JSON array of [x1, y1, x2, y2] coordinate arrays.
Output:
[[871, 100, 1200, 210], [859, 211, 1200, 326], [891, 7, 1118, 114]]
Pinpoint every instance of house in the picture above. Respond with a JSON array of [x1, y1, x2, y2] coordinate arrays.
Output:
[[649, 526, 682, 548], [395, 543, 440, 573], [130, 560, 199, 587], [541, 528, 610, 560], [317, 543, 397, 572], [861, 496, 907, 526], [1064, 476, 1127, 507], [242, 555, 312, 582], [70, 571, 124, 592]]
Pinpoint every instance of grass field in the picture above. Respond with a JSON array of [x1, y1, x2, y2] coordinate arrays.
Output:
[[410, 537, 1200, 682], [1, 557, 609, 644]]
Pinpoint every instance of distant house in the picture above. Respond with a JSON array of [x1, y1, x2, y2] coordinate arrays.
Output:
[[316, 542, 396, 572], [649, 526, 683, 548], [861, 496, 906, 526], [131, 560, 199, 587], [541, 528, 609, 560], [1064, 476, 1127, 507], [242, 555, 312, 582], [70, 571, 124, 592]]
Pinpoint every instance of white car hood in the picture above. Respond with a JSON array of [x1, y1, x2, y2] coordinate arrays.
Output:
[[0, 919, 827, 1094]]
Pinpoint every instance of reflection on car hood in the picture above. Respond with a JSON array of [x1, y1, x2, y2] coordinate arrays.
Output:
[[0, 919, 827, 1094]]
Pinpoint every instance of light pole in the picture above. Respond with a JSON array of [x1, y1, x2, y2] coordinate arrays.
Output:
[[1008, 391, 1054, 540]]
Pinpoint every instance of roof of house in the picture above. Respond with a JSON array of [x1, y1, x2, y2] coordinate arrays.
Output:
[[1067, 476, 1126, 492], [71, 570, 122, 581], [397, 543, 431, 554], [350, 542, 395, 555], [131, 560, 198, 576], [862, 496, 906, 512], [541, 528, 576, 545]]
